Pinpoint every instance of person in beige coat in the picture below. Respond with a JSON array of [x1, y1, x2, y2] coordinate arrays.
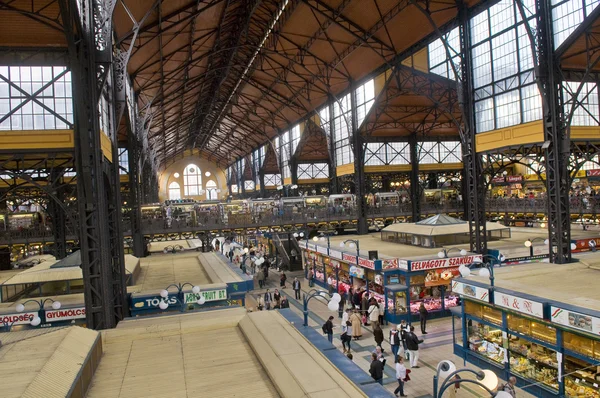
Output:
[[349, 309, 363, 340]]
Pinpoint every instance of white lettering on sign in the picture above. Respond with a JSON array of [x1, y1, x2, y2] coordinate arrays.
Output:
[[451, 281, 490, 303], [411, 255, 483, 271], [0, 312, 36, 325], [45, 307, 86, 322], [551, 306, 600, 335], [494, 292, 544, 318], [184, 289, 227, 304], [145, 296, 178, 307]]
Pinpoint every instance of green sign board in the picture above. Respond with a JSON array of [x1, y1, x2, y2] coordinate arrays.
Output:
[[184, 289, 227, 304]]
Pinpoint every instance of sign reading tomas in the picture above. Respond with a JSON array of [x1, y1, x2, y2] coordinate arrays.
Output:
[[184, 289, 227, 304]]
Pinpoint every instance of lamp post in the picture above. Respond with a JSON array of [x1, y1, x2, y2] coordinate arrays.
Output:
[[340, 238, 361, 292], [15, 298, 62, 327], [524, 237, 548, 258], [458, 254, 504, 287], [159, 283, 206, 312], [437, 248, 468, 258], [303, 289, 341, 326], [432, 360, 512, 398]]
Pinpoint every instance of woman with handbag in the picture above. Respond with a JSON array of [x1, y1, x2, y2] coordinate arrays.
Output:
[[394, 357, 409, 397], [349, 309, 363, 340]]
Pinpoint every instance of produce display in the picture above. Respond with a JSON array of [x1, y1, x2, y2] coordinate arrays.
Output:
[[565, 377, 600, 398]]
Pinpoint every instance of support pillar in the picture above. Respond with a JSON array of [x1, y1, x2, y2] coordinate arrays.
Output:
[[128, 132, 144, 257], [60, 0, 127, 329], [458, 2, 487, 254], [49, 169, 67, 259], [327, 101, 339, 194], [351, 86, 368, 234], [535, 0, 571, 263], [409, 136, 421, 222]]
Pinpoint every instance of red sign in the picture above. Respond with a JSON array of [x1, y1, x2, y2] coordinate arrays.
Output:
[[358, 257, 375, 269], [410, 255, 483, 271], [45, 307, 86, 322], [587, 169, 600, 177], [506, 175, 523, 183], [491, 177, 505, 184], [571, 238, 600, 253], [0, 312, 36, 325], [342, 253, 356, 263]]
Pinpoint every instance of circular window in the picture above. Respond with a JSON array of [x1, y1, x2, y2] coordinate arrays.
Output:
[[174, 172, 180, 178], [205, 171, 211, 177], [189, 168, 195, 173]]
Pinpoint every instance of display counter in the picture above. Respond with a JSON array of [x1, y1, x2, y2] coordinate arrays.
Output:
[[454, 290, 600, 398]]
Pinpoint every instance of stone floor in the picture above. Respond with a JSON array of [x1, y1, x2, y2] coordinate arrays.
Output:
[[249, 270, 536, 398]]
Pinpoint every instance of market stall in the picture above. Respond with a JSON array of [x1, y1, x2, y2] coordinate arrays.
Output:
[[452, 272, 600, 398]]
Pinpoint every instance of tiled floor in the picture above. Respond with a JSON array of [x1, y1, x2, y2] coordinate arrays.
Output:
[[251, 271, 535, 398]]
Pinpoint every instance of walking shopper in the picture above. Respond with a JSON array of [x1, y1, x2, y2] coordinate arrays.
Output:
[[373, 323, 384, 349], [405, 326, 424, 368], [280, 272, 287, 289], [273, 289, 281, 308], [394, 357, 408, 397], [349, 309, 363, 340], [340, 320, 352, 353], [501, 376, 517, 397], [292, 277, 301, 300], [308, 269, 314, 287], [399, 320, 410, 356], [256, 295, 264, 311], [369, 353, 384, 385], [419, 302, 428, 334], [258, 268, 265, 288], [264, 289, 273, 310], [368, 300, 380, 328], [389, 325, 401, 360], [324, 315, 334, 343]]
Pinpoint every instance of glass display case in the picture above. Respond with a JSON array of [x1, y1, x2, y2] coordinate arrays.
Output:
[[467, 320, 505, 364], [387, 290, 408, 315], [564, 355, 600, 398], [564, 331, 600, 360], [465, 301, 503, 325], [508, 335, 559, 391], [507, 314, 557, 344]]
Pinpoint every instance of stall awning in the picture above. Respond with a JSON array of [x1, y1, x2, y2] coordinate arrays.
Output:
[[383, 214, 510, 237]]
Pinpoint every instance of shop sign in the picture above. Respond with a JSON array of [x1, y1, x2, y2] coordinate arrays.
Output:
[[342, 253, 357, 263], [316, 245, 328, 255], [382, 258, 399, 269], [349, 265, 364, 278], [45, 307, 86, 322], [0, 312, 37, 326], [132, 295, 180, 310], [307, 243, 317, 251], [491, 177, 506, 185], [397, 259, 409, 270], [452, 281, 490, 302], [571, 238, 600, 253], [329, 249, 342, 260], [494, 292, 544, 318], [184, 289, 227, 304], [425, 267, 459, 286], [551, 306, 600, 335], [358, 257, 375, 269], [587, 169, 600, 177], [506, 175, 523, 183], [410, 255, 483, 271]]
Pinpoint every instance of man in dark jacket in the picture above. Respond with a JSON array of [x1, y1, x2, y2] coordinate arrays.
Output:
[[369, 353, 384, 385], [292, 277, 301, 300], [405, 326, 424, 368], [419, 302, 428, 334], [325, 316, 334, 343], [264, 289, 273, 310], [280, 296, 290, 309]]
